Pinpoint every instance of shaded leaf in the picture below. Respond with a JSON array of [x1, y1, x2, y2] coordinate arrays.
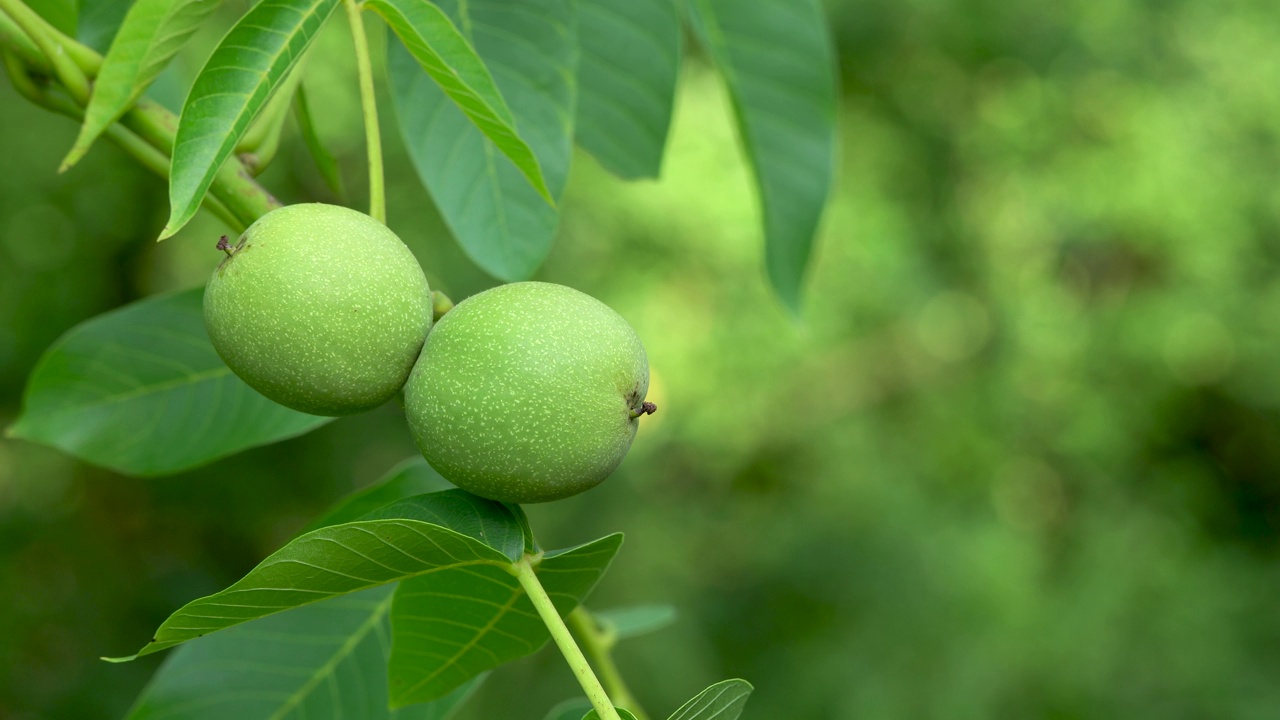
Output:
[[368, 0, 551, 202], [594, 604, 677, 640], [387, 534, 623, 707], [544, 699, 591, 720], [299, 457, 453, 535], [388, 0, 575, 281], [126, 585, 484, 719], [668, 679, 753, 720], [293, 82, 348, 201], [7, 288, 329, 476], [114, 493, 523, 659], [582, 709, 639, 720], [575, 0, 680, 179], [163, 0, 340, 238], [77, 0, 134, 53], [63, 0, 223, 170], [686, 0, 838, 310]]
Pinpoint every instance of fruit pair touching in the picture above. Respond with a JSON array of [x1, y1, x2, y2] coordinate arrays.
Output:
[[204, 203, 653, 504]]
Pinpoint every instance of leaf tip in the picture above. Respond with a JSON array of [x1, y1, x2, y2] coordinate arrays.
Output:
[[101, 654, 138, 664]]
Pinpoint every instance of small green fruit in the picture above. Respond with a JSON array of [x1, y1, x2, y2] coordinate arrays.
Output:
[[404, 282, 653, 504], [204, 203, 432, 416]]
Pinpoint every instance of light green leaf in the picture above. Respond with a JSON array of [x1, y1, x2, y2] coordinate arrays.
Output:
[[387, 534, 624, 707], [575, 0, 680, 179], [126, 585, 484, 719], [581, 709, 639, 720], [163, 0, 340, 238], [667, 679, 753, 720], [300, 457, 454, 536], [77, 0, 134, 53], [63, 0, 223, 171], [7, 288, 330, 476], [367, 0, 552, 203], [388, 0, 576, 281], [112, 492, 523, 659], [594, 604, 677, 640], [686, 0, 838, 310]]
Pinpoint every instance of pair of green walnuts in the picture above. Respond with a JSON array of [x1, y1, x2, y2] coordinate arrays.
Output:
[[203, 204, 654, 504]]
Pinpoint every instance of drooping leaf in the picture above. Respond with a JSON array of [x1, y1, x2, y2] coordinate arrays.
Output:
[[77, 0, 134, 53], [163, 0, 341, 238], [387, 534, 624, 707], [367, 0, 551, 202], [300, 457, 454, 535], [575, 0, 680, 179], [388, 0, 576, 281], [63, 0, 223, 171], [686, 0, 838, 310], [126, 585, 485, 720], [293, 82, 348, 201], [7, 288, 329, 476], [113, 492, 524, 659], [581, 709, 639, 720], [594, 603, 677, 640], [667, 679, 753, 720]]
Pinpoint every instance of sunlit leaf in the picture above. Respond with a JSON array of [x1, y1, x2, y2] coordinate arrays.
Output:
[[368, 0, 552, 202], [667, 679, 753, 720], [575, 0, 680, 179], [126, 585, 484, 719], [7, 289, 329, 476], [387, 534, 623, 706], [163, 0, 340, 238], [686, 0, 838, 310], [388, 0, 575, 281]]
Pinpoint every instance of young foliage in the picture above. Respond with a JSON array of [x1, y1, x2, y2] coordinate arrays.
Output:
[[667, 679, 753, 720], [7, 289, 329, 476], [389, 0, 576, 281], [686, 0, 838, 310], [367, 0, 552, 203], [163, 0, 340, 238], [593, 604, 677, 640], [62, 0, 221, 170], [575, 0, 680, 179], [126, 585, 485, 720]]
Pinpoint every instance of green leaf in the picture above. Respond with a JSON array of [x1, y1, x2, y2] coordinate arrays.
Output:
[[387, 534, 624, 707], [581, 709, 639, 720], [575, 0, 680, 179], [77, 0, 134, 53], [126, 585, 484, 720], [293, 82, 348, 201], [113, 492, 524, 659], [544, 699, 591, 720], [62, 0, 223, 171], [594, 603, 677, 640], [667, 679, 753, 720], [388, 0, 576, 281], [367, 0, 552, 203], [7, 289, 329, 476], [27, 0, 76, 35], [162, 0, 341, 238], [299, 457, 454, 535], [686, 0, 838, 311]]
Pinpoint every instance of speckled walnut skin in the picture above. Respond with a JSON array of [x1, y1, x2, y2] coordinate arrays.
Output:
[[404, 282, 651, 504], [204, 204, 433, 416]]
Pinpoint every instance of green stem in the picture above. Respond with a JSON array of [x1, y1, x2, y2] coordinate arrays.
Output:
[[344, 0, 384, 223], [0, 0, 87, 102], [514, 557, 622, 720], [568, 608, 651, 720]]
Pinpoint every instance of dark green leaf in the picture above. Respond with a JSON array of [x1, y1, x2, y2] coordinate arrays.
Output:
[[575, 0, 680, 179], [63, 0, 223, 170], [686, 0, 838, 310], [126, 585, 484, 719], [388, 0, 576, 281], [361, 490, 527, 562], [367, 0, 552, 202], [667, 679, 753, 720], [7, 289, 329, 476], [77, 0, 134, 53], [27, 0, 76, 35], [299, 457, 454, 535], [293, 82, 348, 201], [163, 0, 340, 238], [594, 604, 677, 640], [387, 534, 623, 707], [113, 493, 524, 659]]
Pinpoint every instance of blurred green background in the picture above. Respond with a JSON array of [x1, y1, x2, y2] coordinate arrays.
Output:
[[4, 0, 1280, 718]]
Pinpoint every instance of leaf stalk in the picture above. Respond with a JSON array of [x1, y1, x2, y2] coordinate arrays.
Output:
[[344, 0, 385, 223], [569, 607, 652, 720]]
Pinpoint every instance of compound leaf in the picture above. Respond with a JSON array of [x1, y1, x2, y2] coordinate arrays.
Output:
[[387, 533, 623, 707], [686, 0, 838, 310], [575, 0, 680, 179], [300, 457, 454, 535], [63, 0, 222, 170], [7, 288, 329, 476], [163, 0, 340, 238]]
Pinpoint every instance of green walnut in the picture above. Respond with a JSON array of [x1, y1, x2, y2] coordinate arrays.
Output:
[[204, 203, 432, 416], [404, 282, 654, 504]]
